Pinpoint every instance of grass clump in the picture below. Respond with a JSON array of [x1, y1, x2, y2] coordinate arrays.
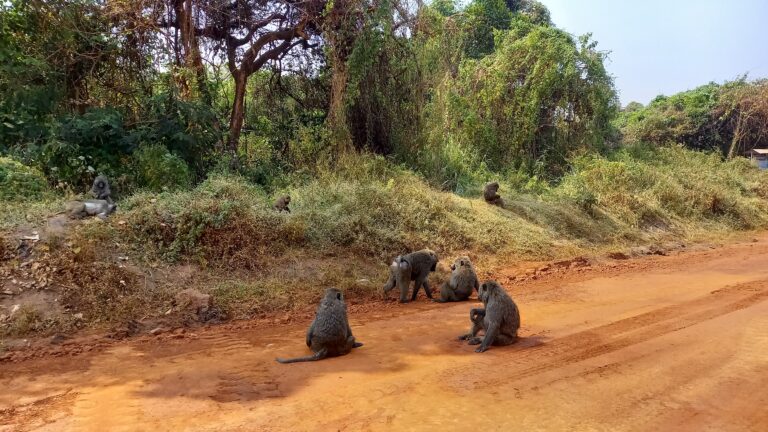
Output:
[[554, 144, 768, 233]]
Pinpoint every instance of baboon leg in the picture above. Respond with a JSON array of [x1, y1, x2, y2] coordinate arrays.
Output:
[[400, 281, 411, 303], [345, 325, 363, 349], [276, 347, 329, 364], [422, 279, 434, 299], [476, 322, 500, 353], [433, 282, 454, 303], [346, 335, 364, 352], [492, 333, 517, 346], [411, 276, 433, 301]]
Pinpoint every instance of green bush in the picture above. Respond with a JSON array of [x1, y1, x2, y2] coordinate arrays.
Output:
[[132, 144, 192, 192], [0, 157, 49, 201]]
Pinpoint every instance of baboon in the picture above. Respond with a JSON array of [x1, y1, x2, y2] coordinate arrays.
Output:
[[65, 199, 117, 220], [91, 175, 113, 203], [382, 249, 438, 303], [276, 287, 363, 363], [483, 182, 504, 207], [434, 256, 479, 303], [274, 195, 291, 213], [459, 280, 520, 353], [56, 176, 116, 220]]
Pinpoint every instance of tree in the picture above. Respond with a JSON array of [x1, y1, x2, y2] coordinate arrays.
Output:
[[722, 81, 768, 158], [159, 0, 327, 157]]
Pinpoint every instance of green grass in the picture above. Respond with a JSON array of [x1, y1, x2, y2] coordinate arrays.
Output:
[[3, 145, 768, 334]]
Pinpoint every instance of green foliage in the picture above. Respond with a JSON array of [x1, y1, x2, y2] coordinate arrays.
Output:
[[617, 82, 723, 149], [616, 79, 768, 157], [427, 19, 618, 180], [132, 144, 192, 192], [0, 157, 49, 201], [463, 0, 513, 58]]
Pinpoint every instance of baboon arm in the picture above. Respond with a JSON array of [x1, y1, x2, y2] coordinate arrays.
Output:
[[477, 322, 500, 353], [306, 322, 315, 347]]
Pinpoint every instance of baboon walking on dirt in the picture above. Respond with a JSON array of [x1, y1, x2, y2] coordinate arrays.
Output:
[[276, 288, 363, 363], [459, 280, 520, 353], [382, 249, 439, 303]]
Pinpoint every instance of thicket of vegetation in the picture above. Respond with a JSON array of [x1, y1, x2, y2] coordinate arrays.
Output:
[[617, 79, 768, 158], [0, 0, 622, 193]]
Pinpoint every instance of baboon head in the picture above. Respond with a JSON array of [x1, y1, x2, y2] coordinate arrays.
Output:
[[91, 175, 111, 200], [324, 287, 343, 301], [450, 256, 472, 271], [284, 195, 291, 205], [478, 280, 501, 303]]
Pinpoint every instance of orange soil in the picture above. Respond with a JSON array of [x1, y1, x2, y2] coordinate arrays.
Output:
[[2, 238, 768, 431]]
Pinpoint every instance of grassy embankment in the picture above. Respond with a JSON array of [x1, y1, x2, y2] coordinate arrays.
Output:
[[2, 145, 768, 337]]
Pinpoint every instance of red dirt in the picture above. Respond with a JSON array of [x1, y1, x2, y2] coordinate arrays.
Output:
[[2, 237, 768, 431]]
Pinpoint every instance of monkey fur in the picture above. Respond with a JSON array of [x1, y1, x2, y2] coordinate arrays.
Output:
[[382, 249, 439, 303], [459, 280, 520, 352], [276, 288, 363, 363]]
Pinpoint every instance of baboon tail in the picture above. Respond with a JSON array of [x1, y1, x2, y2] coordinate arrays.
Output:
[[276, 348, 327, 364]]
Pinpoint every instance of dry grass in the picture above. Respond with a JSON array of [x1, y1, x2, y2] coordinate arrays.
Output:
[[4, 146, 768, 336]]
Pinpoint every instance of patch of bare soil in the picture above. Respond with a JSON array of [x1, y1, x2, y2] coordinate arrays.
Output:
[[2, 235, 768, 431]]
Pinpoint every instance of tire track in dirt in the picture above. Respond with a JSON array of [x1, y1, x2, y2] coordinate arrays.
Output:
[[442, 279, 768, 394], [5, 237, 768, 431]]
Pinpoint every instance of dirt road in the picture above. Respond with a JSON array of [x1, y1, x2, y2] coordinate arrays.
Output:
[[3, 239, 768, 431]]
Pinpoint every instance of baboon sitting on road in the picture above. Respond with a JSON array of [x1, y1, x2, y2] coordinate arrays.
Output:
[[276, 288, 363, 363], [382, 249, 438, 303], [434, 256, 479, 303], [459, 280, 520, 353]]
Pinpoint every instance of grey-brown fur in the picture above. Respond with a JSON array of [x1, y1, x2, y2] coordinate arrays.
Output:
[[65, 199, 117, 220], [276, 288, 363, 363], [459, 280, 520, 352], [483, 182, 504, 207], [274, 195, 291, 213], [434, 256, 479, 303], [91, 175, 113, 204], [382, 249, 438, 303]]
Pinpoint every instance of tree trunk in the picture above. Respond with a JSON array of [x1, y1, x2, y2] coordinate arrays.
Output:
[[727, 113, 744, 159], [327, 54, 352, 153], [228, 71, 248, 157], [175, 0, 211, 104]]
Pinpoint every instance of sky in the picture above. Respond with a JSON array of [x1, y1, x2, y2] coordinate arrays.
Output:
[[538, 0, 768, 106]]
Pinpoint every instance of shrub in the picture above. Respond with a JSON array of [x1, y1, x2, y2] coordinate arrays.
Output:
[[132, 144, 192, 192], [0, 157, 49, 201]]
